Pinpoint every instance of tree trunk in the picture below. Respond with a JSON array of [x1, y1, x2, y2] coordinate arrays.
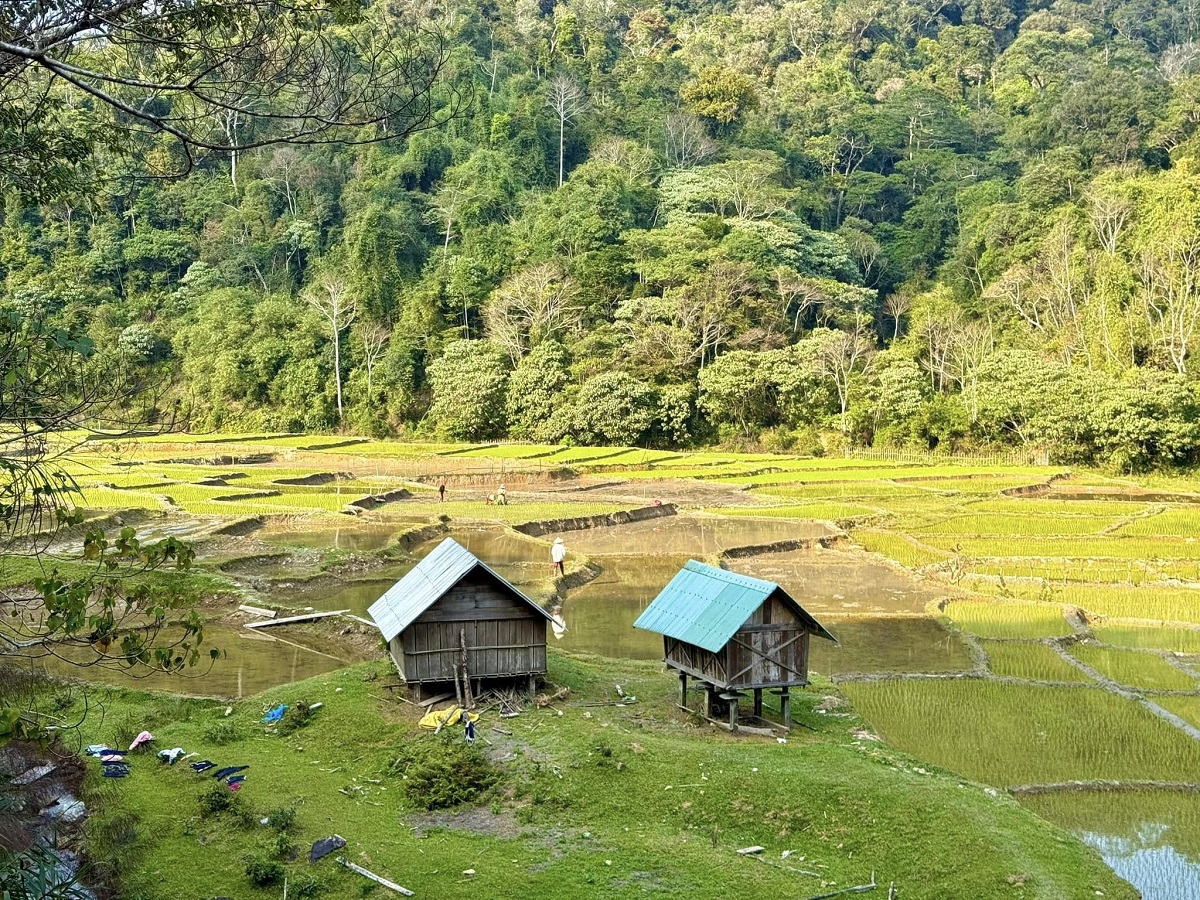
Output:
[[333, 329, 343, 420], [558, 114, 565, 187]]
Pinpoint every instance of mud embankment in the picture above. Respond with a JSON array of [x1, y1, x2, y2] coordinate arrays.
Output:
[[514, 503, 678, 537]]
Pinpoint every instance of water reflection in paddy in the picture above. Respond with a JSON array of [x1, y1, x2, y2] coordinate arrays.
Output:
[[811, 617, 973, 676], [547, 515, 835, 557], [556, 555, 691, 660], [257, 520, 418, 551], [733, 548, 957, 615], [1021, 791, 1200, 900], [31, 623, 349, 699]]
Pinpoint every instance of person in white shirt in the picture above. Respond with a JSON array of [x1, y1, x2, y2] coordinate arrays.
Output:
[[551, 537, 567, 575]]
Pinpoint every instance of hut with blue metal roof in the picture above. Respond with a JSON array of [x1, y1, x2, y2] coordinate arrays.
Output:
[[369, 537, 554, 700], [634, 560, 835, 732]]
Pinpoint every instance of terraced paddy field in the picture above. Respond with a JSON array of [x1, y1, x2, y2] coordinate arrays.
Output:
[[11, 435, 1200, 897]]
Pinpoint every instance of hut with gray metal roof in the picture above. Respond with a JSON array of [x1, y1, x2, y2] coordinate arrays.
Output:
[[368, 537, 554, 700], [633, 560, 835, 732]]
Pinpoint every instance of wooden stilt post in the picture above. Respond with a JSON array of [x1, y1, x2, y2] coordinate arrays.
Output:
[[753, 688, 763, 718], [679, 672, 688, 710], [780, 686, 791, 729], [728, 694, 739, 734], [527, 673, 537, 695], [459, 629, 474, 710], [704, 684, 715, 719]]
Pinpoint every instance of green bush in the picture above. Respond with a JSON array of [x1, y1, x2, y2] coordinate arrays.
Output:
[[279, 701, 313, 734], [388, 734, 498, 810], [245, 856, 284, 886], [204, 720, 241, 745], [265, 805, 297, 832]]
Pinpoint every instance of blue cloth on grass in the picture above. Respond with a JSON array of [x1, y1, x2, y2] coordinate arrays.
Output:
[[213, 765, 248, 782], [262, 704, 288, 724]]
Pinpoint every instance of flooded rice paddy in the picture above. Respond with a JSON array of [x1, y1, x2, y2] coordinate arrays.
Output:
[[22, 501, 1200, 897], [30, 623, 350, 699]]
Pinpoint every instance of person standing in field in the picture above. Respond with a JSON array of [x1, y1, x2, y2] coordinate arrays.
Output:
[[551, 538, 567, 576], [438, 480, 446, 502]]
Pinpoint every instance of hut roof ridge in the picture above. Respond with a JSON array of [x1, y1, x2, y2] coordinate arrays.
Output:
[[368, 537, 552, 641], [632, 559, 834, 652]]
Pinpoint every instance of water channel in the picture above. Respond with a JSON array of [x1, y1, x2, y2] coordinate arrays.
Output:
[[24, 514, 1200, 897]]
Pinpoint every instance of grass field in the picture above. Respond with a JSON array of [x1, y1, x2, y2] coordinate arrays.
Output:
[[46, 655, 1136, 900]]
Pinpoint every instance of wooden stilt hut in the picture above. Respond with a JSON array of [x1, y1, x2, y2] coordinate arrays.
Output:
[[368, 537, 553, 700], [634, 560, 836, 732]]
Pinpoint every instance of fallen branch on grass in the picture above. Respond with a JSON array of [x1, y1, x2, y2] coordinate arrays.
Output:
[[336, 858, 414, 896], [803, 873, 877, 899]]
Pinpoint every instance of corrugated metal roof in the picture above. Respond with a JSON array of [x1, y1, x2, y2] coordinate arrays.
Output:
[[633, 560, 836, 652], [368, 537, 552, 641]]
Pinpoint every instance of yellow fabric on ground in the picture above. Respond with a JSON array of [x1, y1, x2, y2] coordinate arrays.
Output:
[[417, 706, 480, 729]]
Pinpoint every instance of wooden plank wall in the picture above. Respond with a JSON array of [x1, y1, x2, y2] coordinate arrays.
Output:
[[728, 592, 810, 689], [662, 592, 814, 690], [664, 637, 729, 686], [397, 571, 547, 683]]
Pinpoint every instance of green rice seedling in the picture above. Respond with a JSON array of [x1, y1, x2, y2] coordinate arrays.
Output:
[[451, 444, 564, 459], [582, 448, 685, 467], [327, 440, 462, 457], [1116, 507, 1200, 538], [719, 502, 878, 520], [981, 641, 1093, 684], [969, 499, 1152, 518], [1152, 560, 1200, 583], [942, 601, 1074, 639], [918, 514, 1119, 537], [76, 486, 169, 511], [726, 465, 1064, 487], [842, 679, 1200, 786], [966, 559, 1152, 584], [753, 482, 934, 501], [853, 531, 950, 567], [920, 535, 1200, 560], [1091, 623, 1200, 654], [897, 477, 1055, 494], [1068, 643, 1197, 692], [1155, 695, 1200, 729], [1048, 585, 1200, 625]]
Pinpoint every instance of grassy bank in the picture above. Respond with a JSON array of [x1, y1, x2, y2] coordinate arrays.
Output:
[[63, 651, 1133, 900]]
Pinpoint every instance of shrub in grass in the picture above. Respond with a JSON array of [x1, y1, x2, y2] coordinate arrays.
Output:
[[388, 734, 498, 810], [197, 783, 254, 827], [279, 701, 314, 734], [204, 720, 241, 745], [287, 872, 326, 898], [265, 805, 297, 832], [245, 856, 284, 886]]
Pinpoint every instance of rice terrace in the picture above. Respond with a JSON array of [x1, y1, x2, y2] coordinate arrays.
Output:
[[6, 433, 1200, 898]]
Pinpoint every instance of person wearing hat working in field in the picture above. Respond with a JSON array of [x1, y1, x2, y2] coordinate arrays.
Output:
[[551, 538, 567, 576]]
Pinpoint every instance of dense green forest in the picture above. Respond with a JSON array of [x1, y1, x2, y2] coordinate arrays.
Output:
[[5, 0, 1200, 469]]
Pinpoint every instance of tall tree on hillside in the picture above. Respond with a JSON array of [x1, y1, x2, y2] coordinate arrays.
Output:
[[546, 73, 586, 187], [0, 1, 466, 198], [304, 272, 358, 421]]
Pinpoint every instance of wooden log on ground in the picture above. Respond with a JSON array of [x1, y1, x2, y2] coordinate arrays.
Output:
[[416, 692, 455, 709], [238, 604, 277, 618], [245, 609, 350, 629]]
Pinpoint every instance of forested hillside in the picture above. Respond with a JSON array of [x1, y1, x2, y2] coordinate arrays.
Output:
[[5, 0, 1200, 469]]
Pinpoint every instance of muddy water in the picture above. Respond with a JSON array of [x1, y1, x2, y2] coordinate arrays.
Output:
[[1021, 792, 1200, 900], [30, 623, 349, 699], [556, 555, 692, 660], [257, 521, 415, 551], [732, 548, 956, 615], [810, 616, 973, 676], [546, 515, 835, 556]]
